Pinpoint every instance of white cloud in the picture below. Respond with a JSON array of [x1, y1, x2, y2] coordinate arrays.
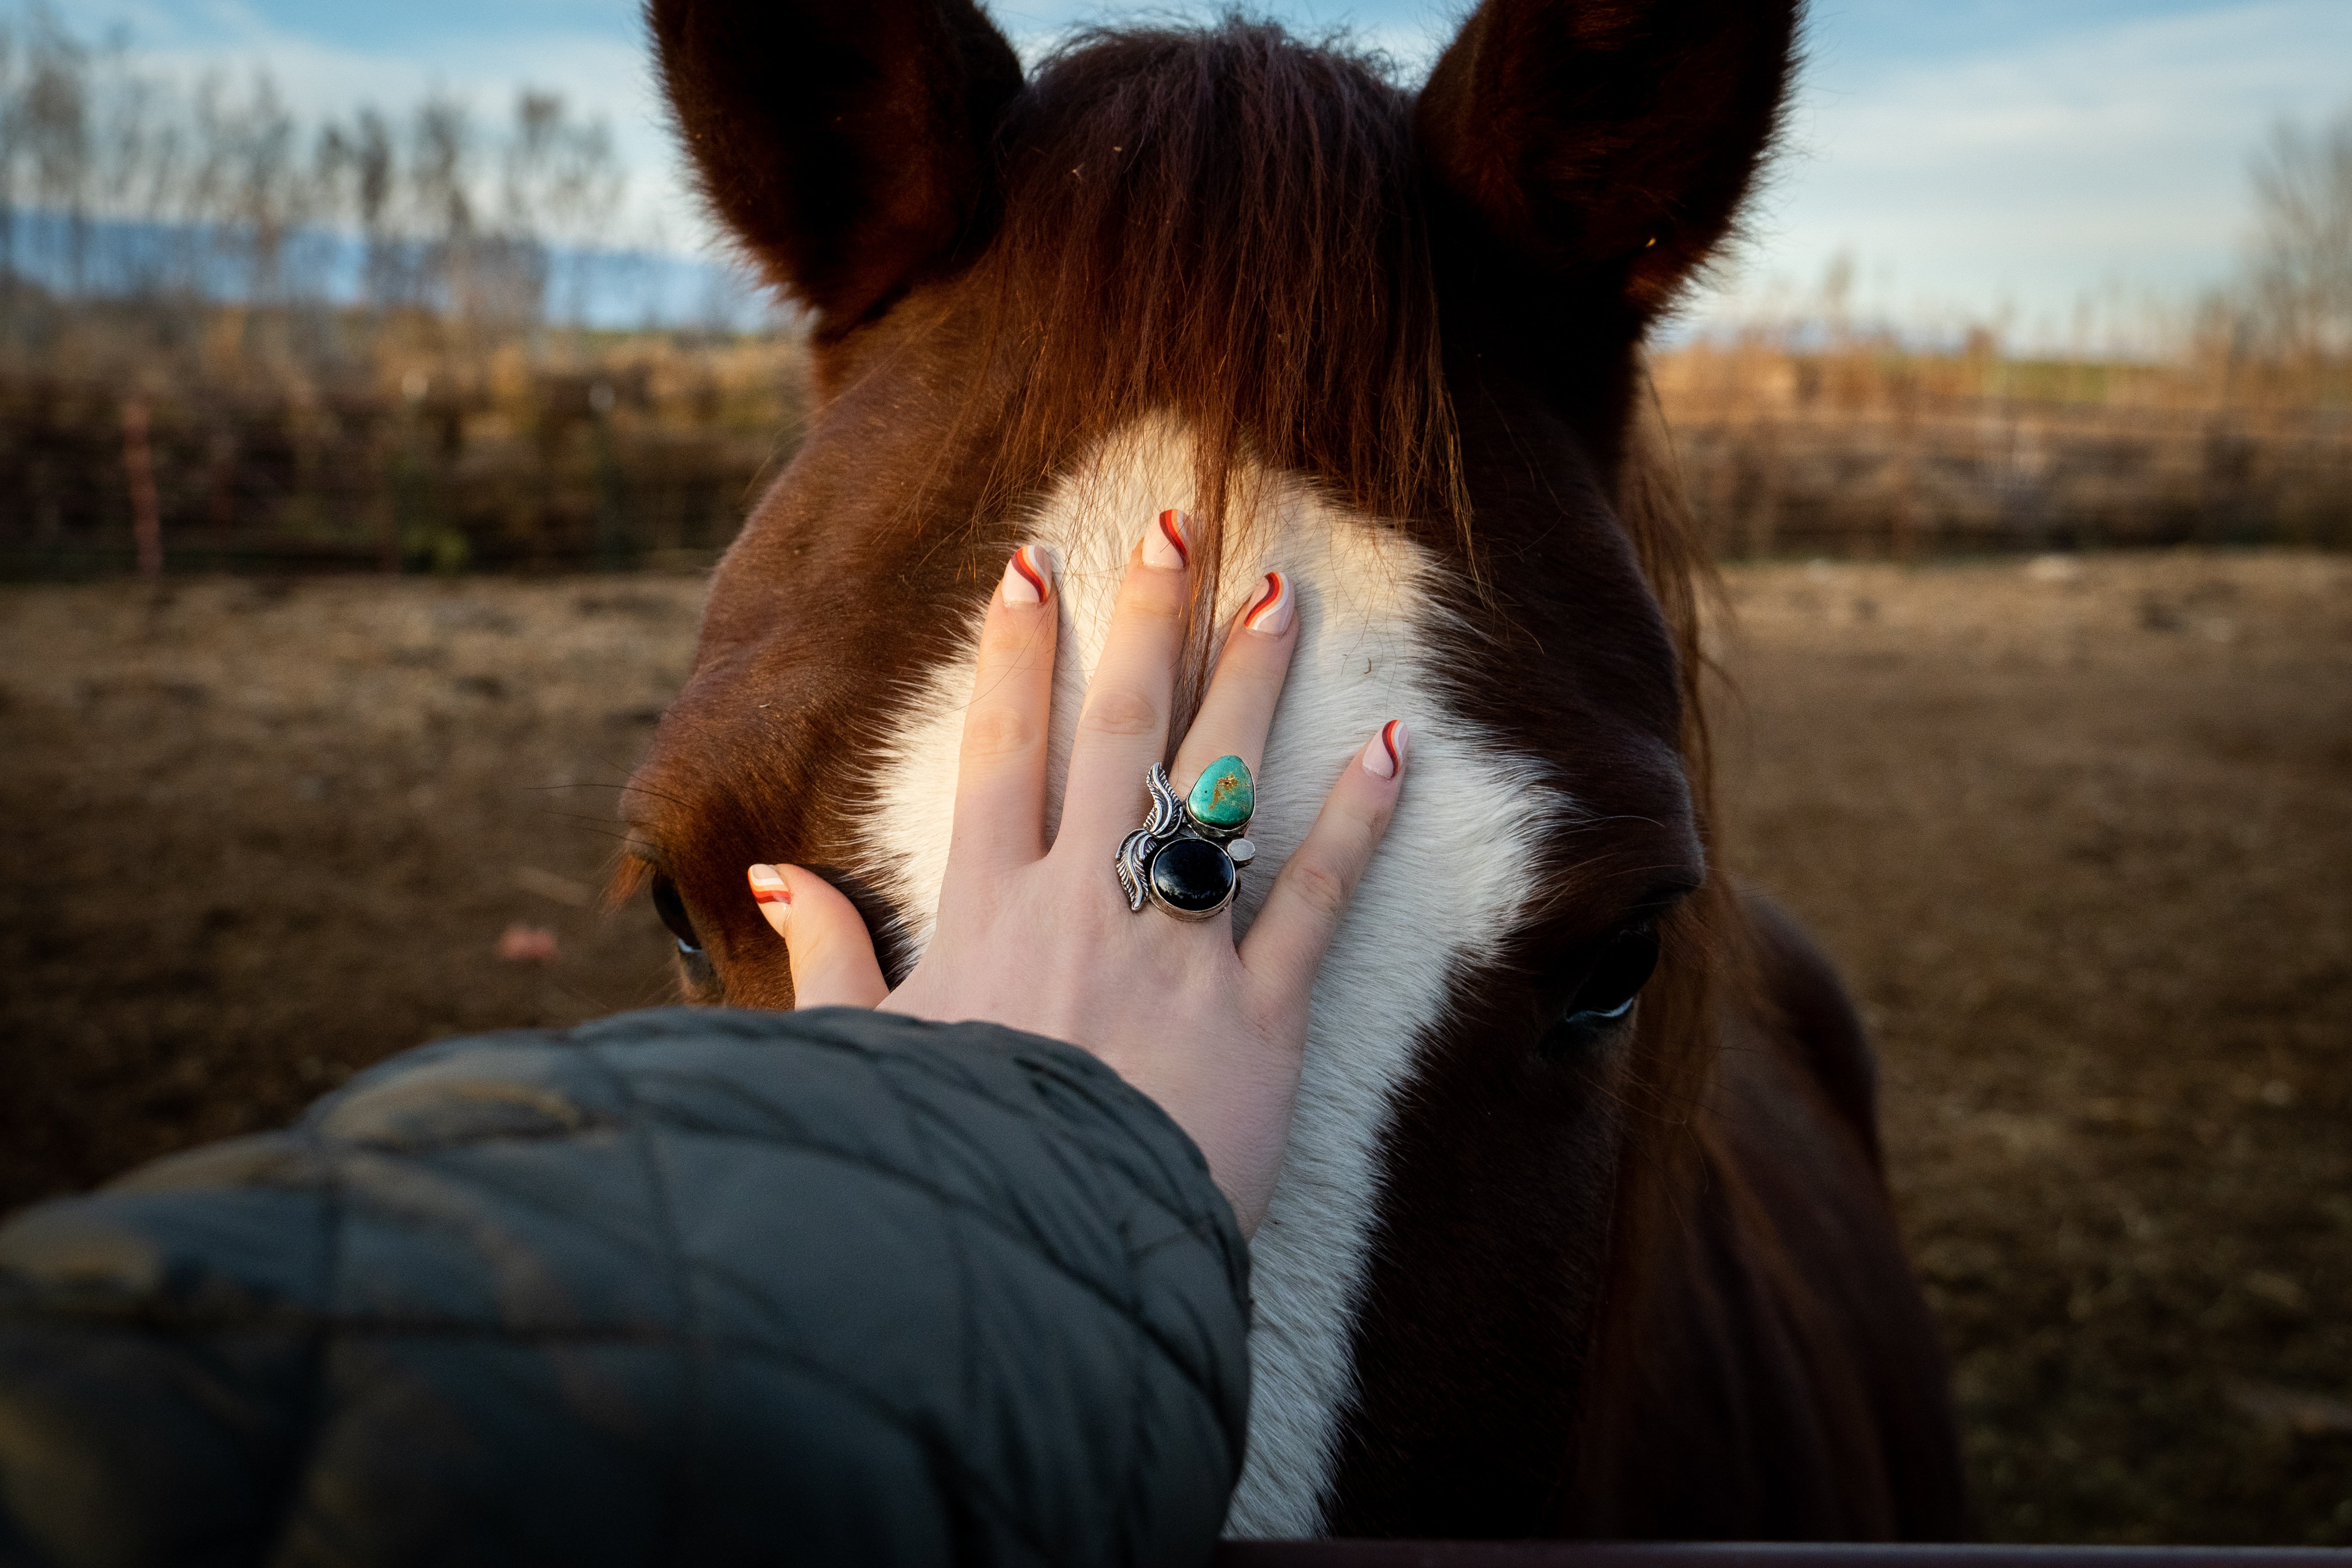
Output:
[[1689, 0, 2352, 344]]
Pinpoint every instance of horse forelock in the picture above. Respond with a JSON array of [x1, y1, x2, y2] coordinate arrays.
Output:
[[858, 23, 1464, 669]]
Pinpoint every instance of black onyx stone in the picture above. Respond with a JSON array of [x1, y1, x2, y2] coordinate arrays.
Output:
[[1148, 837, 1235, 914]]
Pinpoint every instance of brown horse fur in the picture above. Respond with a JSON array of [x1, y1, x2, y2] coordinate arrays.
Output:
[[626, 0, 1967, 1538]]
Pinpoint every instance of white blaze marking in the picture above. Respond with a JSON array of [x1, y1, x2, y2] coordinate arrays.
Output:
[[860, 417, 1555, 1535]]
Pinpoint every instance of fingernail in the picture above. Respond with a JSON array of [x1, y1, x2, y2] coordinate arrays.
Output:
[[1001, 544, 1053, 605], [1243, 570, 1293, 636], [747, 864, 790, 931], [1361, 719, 1406, 779], [1141, 508, 1190, 571]]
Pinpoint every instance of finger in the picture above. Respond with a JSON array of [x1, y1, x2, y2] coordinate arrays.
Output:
[[747, 863, 889, 1009], [950, 546, 1059, 875], [1239, 721, 1407, 999], [1057, 508, 1192, 849], [1171, 570, 1296, 794]]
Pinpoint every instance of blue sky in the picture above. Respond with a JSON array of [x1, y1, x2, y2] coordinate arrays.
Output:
[[70, 0, 2352, 347]]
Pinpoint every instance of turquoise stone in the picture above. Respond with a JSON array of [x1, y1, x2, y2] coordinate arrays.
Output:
[[1187, 755, 1254, 830]]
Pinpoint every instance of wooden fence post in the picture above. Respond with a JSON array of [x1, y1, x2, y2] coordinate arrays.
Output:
[[122, 398, 162, 581], [1891, 373, 1921, 560]]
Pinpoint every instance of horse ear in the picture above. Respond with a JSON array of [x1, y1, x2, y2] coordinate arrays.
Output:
[[1415, 0, 1798, 314], [650, 0, 1024, 330]]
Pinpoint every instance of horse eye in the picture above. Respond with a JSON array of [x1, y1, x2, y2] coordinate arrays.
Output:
[[650, 873, 703, 955], [1563, 922, 1660, 1026]]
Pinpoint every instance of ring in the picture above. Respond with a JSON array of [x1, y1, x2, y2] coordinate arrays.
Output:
[[1115, 756, 1259, 921]]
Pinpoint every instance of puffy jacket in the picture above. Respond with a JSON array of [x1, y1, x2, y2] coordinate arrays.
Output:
[[0, 1007, 1253, 1568]]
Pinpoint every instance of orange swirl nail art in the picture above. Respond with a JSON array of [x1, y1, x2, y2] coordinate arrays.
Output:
[[1152, 508, 1190, 568], [1006, 545, 1052, 604], [1243, 570, 1292, 635]]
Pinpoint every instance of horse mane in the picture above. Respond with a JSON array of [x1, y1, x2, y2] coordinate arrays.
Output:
[[1618, 370, 1745, 1111], [1572, 379, 1794, 1528]]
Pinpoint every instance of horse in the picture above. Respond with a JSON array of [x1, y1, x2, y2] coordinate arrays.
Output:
[[618, 0, 1969, 1538]]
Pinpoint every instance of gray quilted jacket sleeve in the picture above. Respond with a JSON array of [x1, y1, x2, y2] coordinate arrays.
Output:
[[0, 1007, 1252, 1568]]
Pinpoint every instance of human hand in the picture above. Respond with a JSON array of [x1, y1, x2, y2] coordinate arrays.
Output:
[[741, 514, 1406, 1235]]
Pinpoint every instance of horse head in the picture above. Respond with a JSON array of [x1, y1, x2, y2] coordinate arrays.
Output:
[[623, 0, 1802, 1535]]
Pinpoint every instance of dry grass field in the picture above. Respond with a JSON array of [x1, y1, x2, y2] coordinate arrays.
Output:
[[2, 551, 2347, 1543]]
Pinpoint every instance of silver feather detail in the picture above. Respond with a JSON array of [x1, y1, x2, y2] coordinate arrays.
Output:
[[1115, 829, 1153, 911], [1143, 764, 1184, 837], [1113, 765, 1191, 913]]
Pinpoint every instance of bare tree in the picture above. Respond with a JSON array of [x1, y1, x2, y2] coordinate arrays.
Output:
[[2247, 105, 2352, 358], [351, 110, 396, 310], [0, 23, 22, 293], [20, 7, 89, 293], [90, 38, 187, 298], [500, 90, 622, 324]]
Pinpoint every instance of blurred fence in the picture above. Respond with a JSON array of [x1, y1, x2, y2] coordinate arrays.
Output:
[[1208, 1547, 2352, 1566], [4, 319, 2349, 577], [1654, 340, 2352, 557], [0, 307, 807, 577], [1214, 1551, 2352, 1561]]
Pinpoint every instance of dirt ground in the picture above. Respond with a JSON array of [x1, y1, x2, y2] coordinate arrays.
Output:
[[3, 552, 2347, 1543]]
